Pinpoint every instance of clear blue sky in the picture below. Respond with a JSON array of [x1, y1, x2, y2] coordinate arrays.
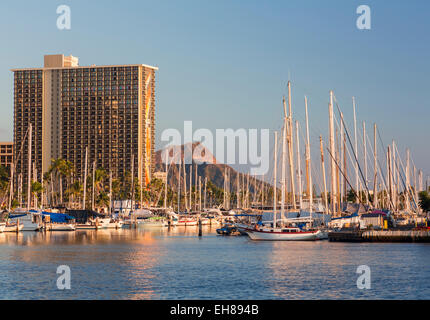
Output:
[[0, 0, 429, 177]]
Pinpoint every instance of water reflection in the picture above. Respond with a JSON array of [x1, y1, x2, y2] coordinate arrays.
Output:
[[0, 228, 429, 299]]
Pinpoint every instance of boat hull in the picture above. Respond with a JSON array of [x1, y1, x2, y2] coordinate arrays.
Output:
[[4, 224, 24, 232], [140, 221, 166, 228], [47, 224, 76, 231], [106, 221, 124, 229], [176, 220, 198, 226], [9, 214, 42, 231], [75, 224, 98, 230], [245, 229, 323, 241]]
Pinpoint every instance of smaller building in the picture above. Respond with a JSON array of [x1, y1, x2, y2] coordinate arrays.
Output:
[[360, 212, 388, 229], [153, 171, 167, 181], [0, 142, 13, 170]]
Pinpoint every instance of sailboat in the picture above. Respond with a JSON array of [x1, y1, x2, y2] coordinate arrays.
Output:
[[245, 84, 324, 241], [244, 130, 323, 241], [245, 224, 323, 241]]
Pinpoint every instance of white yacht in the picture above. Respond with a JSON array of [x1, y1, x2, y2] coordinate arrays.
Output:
[[10, 210, 43, 231]]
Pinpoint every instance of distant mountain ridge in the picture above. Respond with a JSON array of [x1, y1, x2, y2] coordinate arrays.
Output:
[[154, 142, 272, 195]]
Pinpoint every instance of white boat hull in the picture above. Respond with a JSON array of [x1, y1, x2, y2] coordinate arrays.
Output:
[[0, 223, 6, 233], [95, 218, 111, 229], [245, 228, 323, 241], [21, 223, 41, 231], [9, 213, 42, 231], [75, 224, 98, 230], [106, 221, 124, 229], [140, 221, 166, 227], [200, 218, 210, 225], [176, 220, 198, 226], [48, 224, 76, 231], [4, 224, 24, 232], [163, 219, 178, 227]]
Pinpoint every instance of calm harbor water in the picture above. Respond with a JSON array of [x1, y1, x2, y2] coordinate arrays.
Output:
[[0, 226, 429, 300]]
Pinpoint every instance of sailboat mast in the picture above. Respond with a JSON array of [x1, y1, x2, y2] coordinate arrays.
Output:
[[189, 162, 192, 210], [92, 161, 95, 211], [320, 136, 328, 215], [178, 157, 181, 212], [223, 167, 226, 209], [109, 170, 112, 215], [295, 120, 303, 210], [281, 98, 288, 222], [363, 121, 368, 205], [199, 176, 202, 211], [27, 123, 32, 211], [287, 82, 296, 210], [183, 159, 188, 211], [140, 155, 143, 209], [273, 131, 278, 227], [336, 128, 341, 216], [194, 164, 198, 211], [83, 146, 88, 210], [204, 177, 207, 210], [328, 91, 337, 216], [340, 112, 344, 204], [353, 97, 359, 203], [414, 165, 418, 212], [246, 173, 250, 208], [373, 124, 378, 208], [392, 141, 397, 211], [236, 172, 240, 209], [131, 154, 135, 212], [388, 146, 393, 211], [405, 149, 410, 212], [164, 151, 168, 209], [305, 97, 312, 214], [18, 173, 22, 208]]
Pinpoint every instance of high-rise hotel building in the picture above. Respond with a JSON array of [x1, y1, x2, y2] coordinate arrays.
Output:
[[12, 54, 157, 188]]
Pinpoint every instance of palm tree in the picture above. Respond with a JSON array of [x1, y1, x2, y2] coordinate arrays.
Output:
[[31, 181, 43, 208], [96, 191, 109, 209], [46, 158, 62, 206], [66, 180, 82, 209], [111, 178, 121, 200], [0, 165, 10, 208], [93, 167, 107, 209], [59, 160, 74, 203]]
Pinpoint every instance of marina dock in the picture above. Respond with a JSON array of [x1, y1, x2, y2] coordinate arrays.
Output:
[[329, 229, 430, 242]]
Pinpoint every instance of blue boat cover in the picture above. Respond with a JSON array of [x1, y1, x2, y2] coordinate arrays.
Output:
[[330, 212, 358, 221], [41, 212, 75, 223], [234, 214, 263, 217], [9, 214, 27, 219]]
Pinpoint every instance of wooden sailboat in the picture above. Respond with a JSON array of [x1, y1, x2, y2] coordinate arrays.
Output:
[[245, 91, 323, 241]]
